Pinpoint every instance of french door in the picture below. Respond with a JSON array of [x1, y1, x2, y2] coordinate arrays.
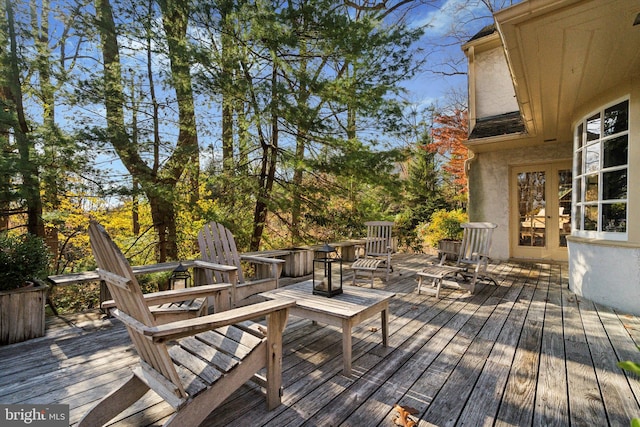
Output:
[[510, 162, 572, 261]]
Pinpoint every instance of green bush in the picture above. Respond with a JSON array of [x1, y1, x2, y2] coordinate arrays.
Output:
[[0, 232, 51, 291], [418, 209, 468, 248]]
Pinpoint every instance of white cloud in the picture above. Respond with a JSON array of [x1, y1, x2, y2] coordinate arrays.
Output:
[[412, 0, 490, 38]]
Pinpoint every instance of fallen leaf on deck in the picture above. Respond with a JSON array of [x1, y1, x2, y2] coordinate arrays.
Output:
[[393, 404, 418, 427], [370, 327, 378, 332]]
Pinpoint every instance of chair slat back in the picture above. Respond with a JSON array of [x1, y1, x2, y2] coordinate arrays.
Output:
[[88, 221, 186, 399], [458, 222, 497, 265], [364, 221, 394, 257], [198, 222, 245, 285]]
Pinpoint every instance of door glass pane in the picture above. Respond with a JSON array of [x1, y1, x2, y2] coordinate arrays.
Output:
[[558, 169, 572, 247], [518, 171, 546, 247]]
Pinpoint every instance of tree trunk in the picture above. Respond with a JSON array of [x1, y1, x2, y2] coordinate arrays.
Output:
[[250, 65, 279, 251], [220, 1, 234, 174], [5, 0, 44, 237], [158, 0, 199, 204], [96, 0, 182, 262], [148, 193, 178, 263], [290, 42, 309, 246]]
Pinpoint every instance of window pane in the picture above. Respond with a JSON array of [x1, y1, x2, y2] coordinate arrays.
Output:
[[577, 123, 584, 148], [604, 100, 629, 135], [576, 149, 583, 175], [559, 169, 572, 247], [602, 169, 627, 200], [575, 206, 582, 230], [575, 178, 582, 203], [584, 206, 598, 230], [603, 135, 627, 168], [585, 174, 598, 202], [602, 203, 626, 232], [585, 143, 600, 173], [586, 113, 600, 141]]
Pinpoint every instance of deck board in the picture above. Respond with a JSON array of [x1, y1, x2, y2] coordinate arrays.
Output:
[[1, 254, 640, 426]]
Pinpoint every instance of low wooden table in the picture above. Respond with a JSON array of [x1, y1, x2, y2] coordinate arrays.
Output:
[[260, 280, 395, 376]]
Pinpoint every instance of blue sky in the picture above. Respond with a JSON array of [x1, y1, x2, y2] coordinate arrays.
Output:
[[399, 0, 511, 110]]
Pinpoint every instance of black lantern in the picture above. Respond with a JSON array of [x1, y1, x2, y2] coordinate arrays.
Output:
[[170, 262, 191, 289], [313, 243, 343, 297]]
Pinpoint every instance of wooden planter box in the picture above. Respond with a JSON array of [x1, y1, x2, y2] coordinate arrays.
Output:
[[0, 283, 47, 345], [438, 239, 461, 260], [283, 248, 314, 277]]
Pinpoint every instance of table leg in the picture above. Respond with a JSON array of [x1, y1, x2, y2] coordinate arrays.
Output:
[[381, 306, 389, 347], [342, 319, 352, 376]]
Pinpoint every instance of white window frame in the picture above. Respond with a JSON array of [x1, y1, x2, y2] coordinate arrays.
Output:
[[573, 97, 629, 241]]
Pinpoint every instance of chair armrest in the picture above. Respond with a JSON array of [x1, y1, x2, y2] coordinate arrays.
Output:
[[101, 283, 232, 310], [142, 298, 296, 342], [192, 260, 238, 273], [240, 255, 285, 265]]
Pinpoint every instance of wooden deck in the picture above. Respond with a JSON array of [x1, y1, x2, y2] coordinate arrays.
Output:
[[2, 253, 640, 426]]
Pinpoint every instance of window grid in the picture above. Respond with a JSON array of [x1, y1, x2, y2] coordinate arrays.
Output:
[[573, 99, 628, 240]]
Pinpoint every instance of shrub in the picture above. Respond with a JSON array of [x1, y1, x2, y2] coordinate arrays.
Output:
[[0, 233, 51, 291], [419, 209, 468, 248]]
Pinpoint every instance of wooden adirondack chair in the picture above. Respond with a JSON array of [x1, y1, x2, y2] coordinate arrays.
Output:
[[101, 261, 238, 324], [417, 222, 497, 298], [198, 222, 284, 306], [351, 221, 395, 287], [80, 221, 293, 427]]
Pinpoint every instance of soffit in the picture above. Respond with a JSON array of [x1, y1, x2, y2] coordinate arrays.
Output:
[[495, 0, 640, 143]]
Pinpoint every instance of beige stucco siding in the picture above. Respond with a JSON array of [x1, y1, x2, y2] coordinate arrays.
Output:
[[474, 47, 520, 119]]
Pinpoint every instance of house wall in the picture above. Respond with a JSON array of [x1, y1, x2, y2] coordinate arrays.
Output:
[[474, 47, 519, 118], [466, 141, 572, 260], [568, 78, 640, 315], [568, 239, 640, 315]]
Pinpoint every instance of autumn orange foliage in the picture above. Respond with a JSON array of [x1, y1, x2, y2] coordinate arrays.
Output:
[[428, 109, 469, 194]]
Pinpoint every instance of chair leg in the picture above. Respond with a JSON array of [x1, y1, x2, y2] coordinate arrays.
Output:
[[469, 270, 479, 294], [417, 275, 441, 299], [78, 374, 149, 427]]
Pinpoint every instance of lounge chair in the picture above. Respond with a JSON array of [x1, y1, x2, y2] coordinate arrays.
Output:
[[417, 222, 497, 298], [351, 221, 394, 287]]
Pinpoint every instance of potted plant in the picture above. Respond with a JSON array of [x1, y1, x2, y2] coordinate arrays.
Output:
[[422, 209, 468, 258], [0, 232, 51, 345]]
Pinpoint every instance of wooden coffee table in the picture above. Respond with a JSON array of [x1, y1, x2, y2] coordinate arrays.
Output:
[[260, 280, 395, 376]]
